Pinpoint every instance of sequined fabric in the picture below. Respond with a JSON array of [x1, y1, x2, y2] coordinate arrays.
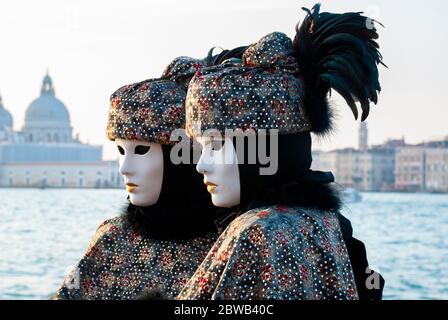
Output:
[[186, 32, 312, 137], [52, 216, 218, 300], [161, 56, 205, 85], [176, 206, 358, 300], [242, 32, 298, 70], [106, 57, 204, 145]]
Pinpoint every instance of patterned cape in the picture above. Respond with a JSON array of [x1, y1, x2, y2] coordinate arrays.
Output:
[[52, 216, 218, 300], [176, 206, 358, 300]]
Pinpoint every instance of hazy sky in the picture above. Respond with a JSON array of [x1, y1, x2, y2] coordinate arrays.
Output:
[[1, 0, 447, 160]]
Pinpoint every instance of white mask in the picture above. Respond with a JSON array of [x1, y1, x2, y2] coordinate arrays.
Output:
[[115, 138, 164, 207], [196, 135, 240, 208]]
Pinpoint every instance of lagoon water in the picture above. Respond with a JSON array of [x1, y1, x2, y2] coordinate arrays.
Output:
[[0, 189, 447, 300]]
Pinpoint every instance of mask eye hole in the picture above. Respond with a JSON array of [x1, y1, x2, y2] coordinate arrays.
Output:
[[117, 145, 125, 155], [210, 138, 224, 152], [135, 145, 151, 155]]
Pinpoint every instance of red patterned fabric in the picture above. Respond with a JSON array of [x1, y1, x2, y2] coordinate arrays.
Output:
[[52, 217, 218, 300], [176, 206, 358, 300]]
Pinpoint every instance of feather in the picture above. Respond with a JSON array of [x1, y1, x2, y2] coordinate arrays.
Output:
[[293, 3, 385, 134], [316, 33, 367, 57], [321, 73, 359, 120], [205, 45, 250, 66]]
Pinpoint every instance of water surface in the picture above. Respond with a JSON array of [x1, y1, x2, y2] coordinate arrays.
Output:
[[0, 189, 447, 299]]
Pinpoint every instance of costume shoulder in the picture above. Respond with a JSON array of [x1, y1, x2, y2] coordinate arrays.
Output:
[[176, 206, 358, 300], [83, 216, 128, 249], [51, 216, 140, 300]]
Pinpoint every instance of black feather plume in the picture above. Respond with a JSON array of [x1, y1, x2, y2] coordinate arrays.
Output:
[[293, 3, 386, 134], [205, 45, 250, 66]]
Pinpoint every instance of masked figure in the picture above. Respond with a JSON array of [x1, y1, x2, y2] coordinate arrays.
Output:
[[177, 5, 385, 300], [53, 57, 222, 300]]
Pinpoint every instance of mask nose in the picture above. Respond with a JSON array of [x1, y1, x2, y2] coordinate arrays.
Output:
[[119, 154, 134, 177], [196, 149, 212, 175]]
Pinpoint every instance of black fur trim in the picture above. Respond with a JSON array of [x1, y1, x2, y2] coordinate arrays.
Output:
[[302, 85, 335, 136], [260, 179, 343, 211], [120, 202, 217, 240], [245, 178, 343, 213]]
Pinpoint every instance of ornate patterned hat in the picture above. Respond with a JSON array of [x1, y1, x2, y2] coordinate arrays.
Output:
[[186, 2, 384, 137], [186, 32, 311, 137], [106, 56, 204, 145]]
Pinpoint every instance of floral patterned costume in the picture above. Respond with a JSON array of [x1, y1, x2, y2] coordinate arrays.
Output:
[[53, 216, 218, 300], [176, 206, 358, 300]]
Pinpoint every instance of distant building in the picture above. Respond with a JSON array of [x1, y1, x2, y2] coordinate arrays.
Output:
[[421, 138, 448, 148], [313, 148, 395, 192], [335, 148, 363, 189], [358, 122, 368, 151], [314, 125, 448, 193], [313, 123, 396, 192], [394, 146, 426, 192], [0, 73, 121, 188], [425, 148, 448, 192], [312, 150, 338, 177], [0, 93, 13, 142], [368, 146, 396, 191], [313, 149, 359, 188]]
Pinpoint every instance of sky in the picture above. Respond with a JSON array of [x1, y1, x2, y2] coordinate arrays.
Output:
[[0, 0, 447, 160]]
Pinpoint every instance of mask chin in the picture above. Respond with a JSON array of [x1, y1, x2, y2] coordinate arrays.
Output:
[[129, 195, 158, 207], [211, 192, 240, 208]]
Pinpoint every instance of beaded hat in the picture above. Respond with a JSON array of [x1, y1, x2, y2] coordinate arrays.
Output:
[[186, 2, 384, 138], [106, 56, 204, 145], [186, 32, 311, 137]]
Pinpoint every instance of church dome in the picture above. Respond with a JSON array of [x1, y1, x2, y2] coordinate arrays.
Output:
[[0, 93, 13, 129], [24, 73, 70, 126]]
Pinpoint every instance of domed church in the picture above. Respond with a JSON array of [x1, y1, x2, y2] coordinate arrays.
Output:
[[0, 73, 121, 188], [23, 73, 73, 144], [0, 93, 13, 141]]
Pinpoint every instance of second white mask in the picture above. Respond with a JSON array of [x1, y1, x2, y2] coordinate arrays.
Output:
[[116, 138, 164, 207], [196, 136, 241, 208]]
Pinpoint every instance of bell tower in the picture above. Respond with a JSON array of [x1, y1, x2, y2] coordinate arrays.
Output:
[[358, 121, 368, 151]]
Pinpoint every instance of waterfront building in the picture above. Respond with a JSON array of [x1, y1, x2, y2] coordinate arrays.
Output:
[[394, 146, 426, 192], [424, 147, 448, 193], [313, 123, 396, 192], [0, 73, 121, 188], [0, 93, 13, 142], [313, 123, 448, 193]]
